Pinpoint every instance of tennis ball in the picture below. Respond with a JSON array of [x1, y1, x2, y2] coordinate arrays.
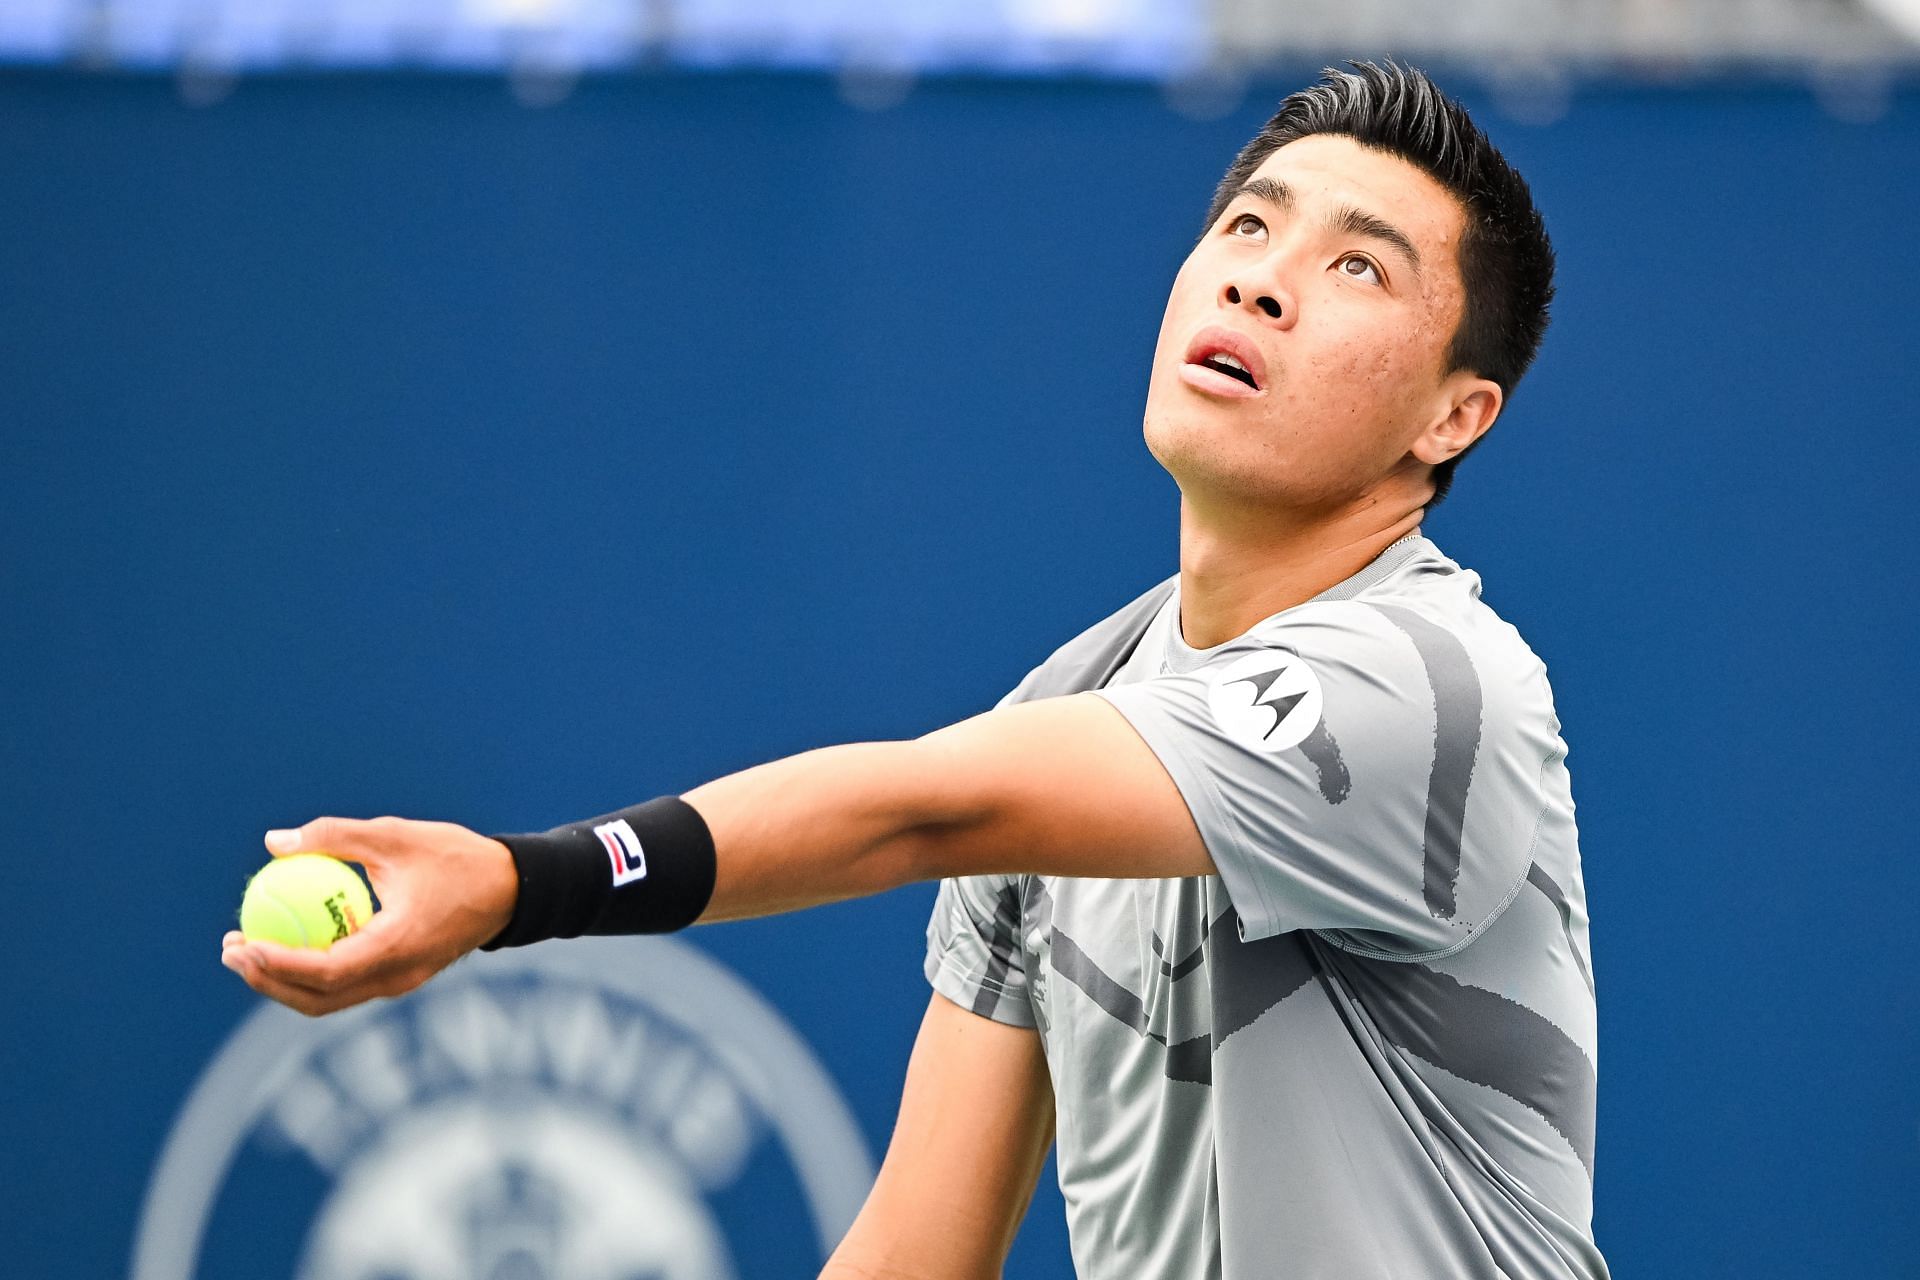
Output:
[[239, 853, 374, 949]]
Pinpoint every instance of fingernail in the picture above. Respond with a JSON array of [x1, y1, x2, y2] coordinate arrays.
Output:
[[265, 829, 296, 852]]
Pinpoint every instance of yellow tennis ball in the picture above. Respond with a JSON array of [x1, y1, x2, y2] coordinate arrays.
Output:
[[239, 853, 374, 949]]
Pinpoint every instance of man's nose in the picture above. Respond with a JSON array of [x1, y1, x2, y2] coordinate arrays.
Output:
[[1220, 278, 1295, 329]]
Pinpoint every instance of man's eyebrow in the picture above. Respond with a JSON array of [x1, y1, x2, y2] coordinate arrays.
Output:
[[1329, 204, 1423, 277], [1234, 176, 1295, 212], [1229, 176, 1425, 280]]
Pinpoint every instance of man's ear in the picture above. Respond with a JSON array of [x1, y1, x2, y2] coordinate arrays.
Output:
[[1411, 375, 1503, 466]]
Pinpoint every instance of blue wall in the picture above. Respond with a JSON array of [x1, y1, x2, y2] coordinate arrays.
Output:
[[2, 68, 1915, 1277]]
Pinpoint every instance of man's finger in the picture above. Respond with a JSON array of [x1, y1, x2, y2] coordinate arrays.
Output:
[[224, 940, 333, 995], [225, 943, 430, 1016], [263, 815, 388, 864], [225, 953, 366, 1017], [242, 912, 406, 993], [222, 946, 323, 1012], [228, 943, 335, 995]]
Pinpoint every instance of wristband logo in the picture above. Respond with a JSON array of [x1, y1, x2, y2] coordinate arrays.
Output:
[[133, 938, 874, 1280], [596, 818, 649, 886]]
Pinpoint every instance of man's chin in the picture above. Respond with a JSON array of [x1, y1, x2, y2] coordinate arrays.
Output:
[[1146, 432, 1272, 506], [1143, 405, 1259, 468]]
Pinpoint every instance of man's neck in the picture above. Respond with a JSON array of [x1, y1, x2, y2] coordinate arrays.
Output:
[[1176, 493, 1425, 649]]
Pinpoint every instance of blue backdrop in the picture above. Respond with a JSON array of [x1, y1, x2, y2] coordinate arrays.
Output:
[[1, 68, 1915, 1277]]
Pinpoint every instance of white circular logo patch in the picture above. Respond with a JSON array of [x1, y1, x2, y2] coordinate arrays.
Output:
[[1206, 649, 1324, 752]]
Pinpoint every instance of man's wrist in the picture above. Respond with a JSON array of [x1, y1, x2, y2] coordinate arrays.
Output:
[[480, 796, 717, 949]]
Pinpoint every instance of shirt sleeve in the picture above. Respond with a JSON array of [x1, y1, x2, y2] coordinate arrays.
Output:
[[924, 873, 1036, 1028], [1092, 599, 1548, 960]]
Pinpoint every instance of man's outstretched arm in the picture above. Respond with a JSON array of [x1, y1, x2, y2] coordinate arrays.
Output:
[[820, 992, 1055, 1280], [221, 692, 1211, 1014]]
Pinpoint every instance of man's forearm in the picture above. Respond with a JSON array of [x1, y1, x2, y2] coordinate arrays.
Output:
[[682, 738, 953, 923]]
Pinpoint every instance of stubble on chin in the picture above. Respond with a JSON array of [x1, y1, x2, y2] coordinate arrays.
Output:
[[1145, 406, 1283, 508], [1150, 407, 1394, 522]]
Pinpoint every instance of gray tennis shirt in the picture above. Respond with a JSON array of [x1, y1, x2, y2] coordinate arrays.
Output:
[[924, 534, 1607, 1280]]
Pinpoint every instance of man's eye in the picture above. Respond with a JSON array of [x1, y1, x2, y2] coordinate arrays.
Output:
[[1229, 213, 1265, 237], [1338, 254, 1382, 285]]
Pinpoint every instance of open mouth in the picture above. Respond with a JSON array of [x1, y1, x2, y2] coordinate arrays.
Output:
[[1196, 352, 1258, 389], [1182, 326, 1266, 394]]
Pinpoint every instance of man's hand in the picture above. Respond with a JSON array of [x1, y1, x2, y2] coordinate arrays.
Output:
[[220, 816, 519, 1017]]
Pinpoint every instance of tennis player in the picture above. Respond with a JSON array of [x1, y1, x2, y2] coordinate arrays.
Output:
[[224, 61, 1606, 1279]]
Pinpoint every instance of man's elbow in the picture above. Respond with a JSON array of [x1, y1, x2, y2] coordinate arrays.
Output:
[[889, 726, 1030, 885]]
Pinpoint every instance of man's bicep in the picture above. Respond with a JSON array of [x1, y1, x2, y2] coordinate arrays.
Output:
[[823, 992, 1054, 1280], [912, 693, 1215, 883]]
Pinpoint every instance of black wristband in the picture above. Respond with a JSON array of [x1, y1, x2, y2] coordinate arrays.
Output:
[[480, 795, 717, 950]]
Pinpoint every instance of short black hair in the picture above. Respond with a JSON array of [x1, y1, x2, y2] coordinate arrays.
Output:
[[1204, 61, 1555, 507]]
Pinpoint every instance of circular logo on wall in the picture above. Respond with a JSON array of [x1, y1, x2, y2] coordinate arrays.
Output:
[[132, 938, 874, 1280], [1205, 648, 1325, 752]]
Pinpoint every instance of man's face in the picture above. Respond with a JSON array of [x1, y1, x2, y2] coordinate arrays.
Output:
[[1144, 134, 1483, 513]]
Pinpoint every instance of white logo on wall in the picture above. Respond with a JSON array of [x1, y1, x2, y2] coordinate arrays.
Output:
[[1206, 649, 1324, 752], [132, 938, 874, 1280]]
